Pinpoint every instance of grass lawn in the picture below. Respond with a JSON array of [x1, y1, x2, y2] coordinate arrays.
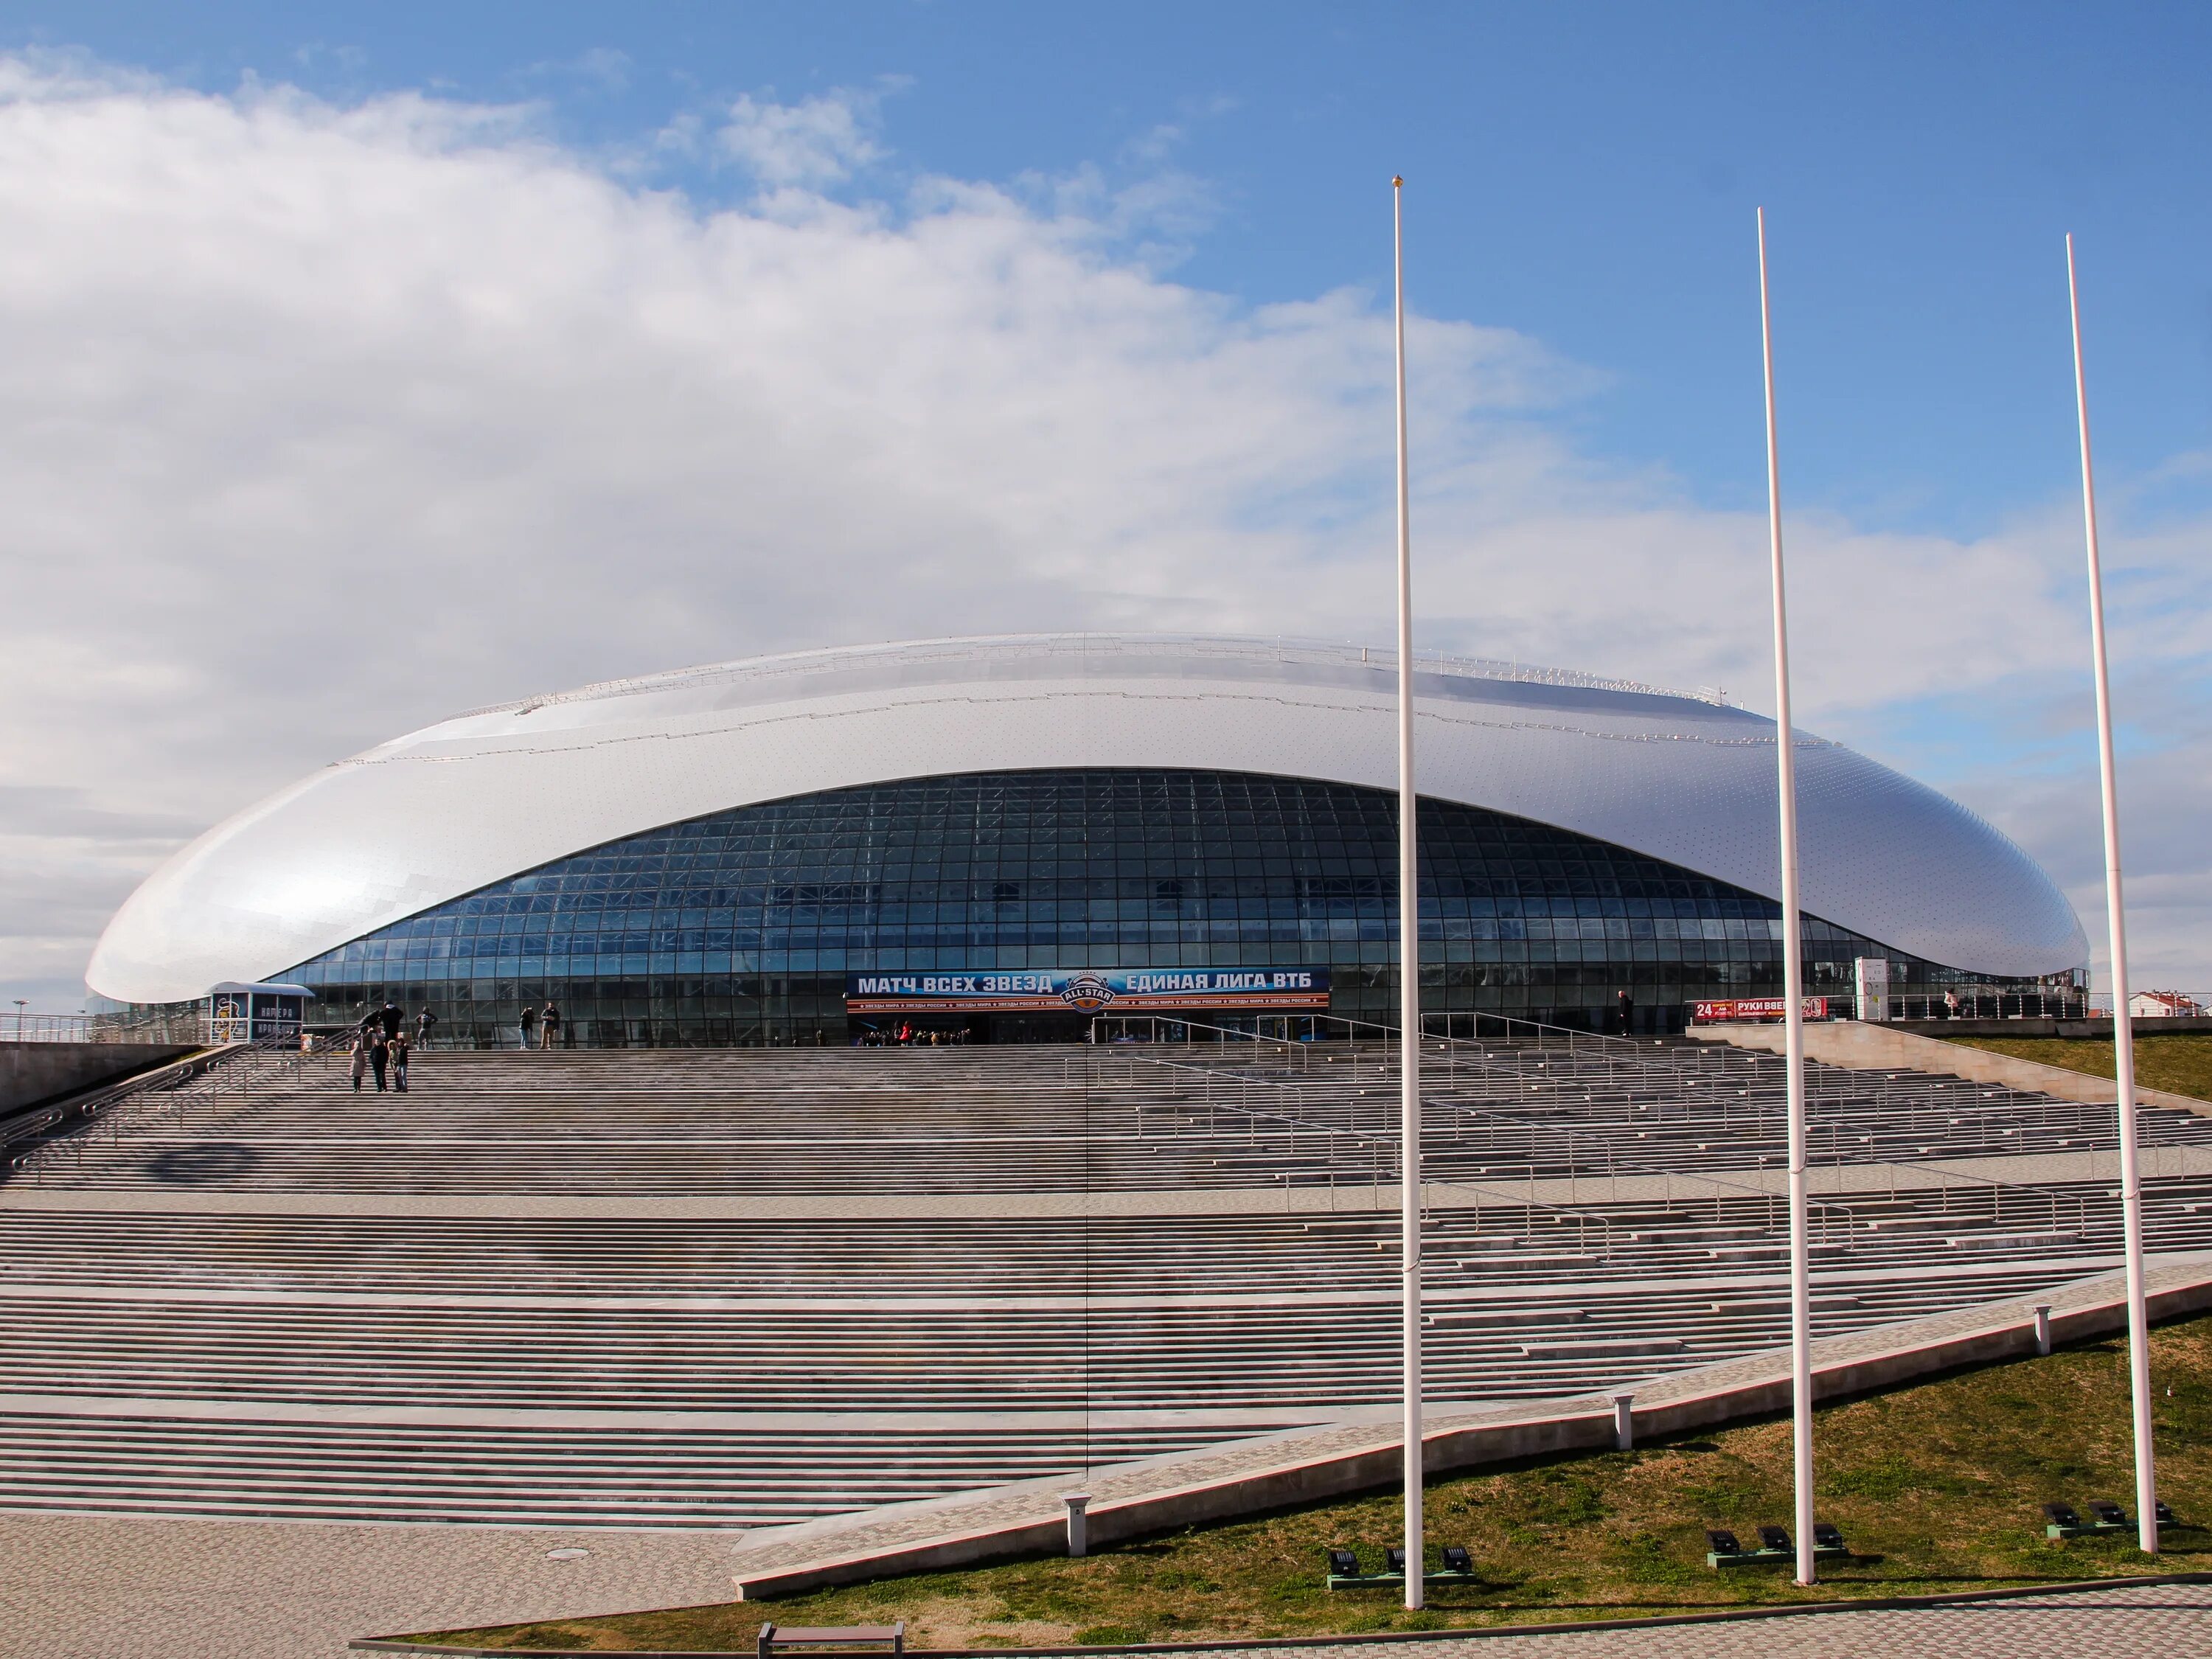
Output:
[[1940, 1030, 2212, 1102], [401, 1313, 2212, 1651]]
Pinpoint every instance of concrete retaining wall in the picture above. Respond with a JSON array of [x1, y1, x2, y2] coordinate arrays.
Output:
[[0, 1042, 197, 1119], [1696, 1019, 2212, 1121]]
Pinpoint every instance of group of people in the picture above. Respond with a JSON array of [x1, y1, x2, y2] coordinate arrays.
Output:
[[349, 1001, 433, 1093], [518, 1002, 563, 1048], [341, 1001, 566, 1074], [859, 1023, 972, 1046]]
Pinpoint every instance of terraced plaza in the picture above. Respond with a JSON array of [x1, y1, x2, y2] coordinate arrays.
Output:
[[4, 1026, 2209, 1547]]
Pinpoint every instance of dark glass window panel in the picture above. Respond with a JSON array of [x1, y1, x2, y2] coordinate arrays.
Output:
[[284, 768, 2064, 1046]]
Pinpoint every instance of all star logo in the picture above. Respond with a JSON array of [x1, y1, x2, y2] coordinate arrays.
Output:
[[1059, 973, 1116, 1012]]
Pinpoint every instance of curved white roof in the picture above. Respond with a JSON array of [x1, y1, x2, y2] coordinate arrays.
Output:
[[88, 634, 2087, 1003]]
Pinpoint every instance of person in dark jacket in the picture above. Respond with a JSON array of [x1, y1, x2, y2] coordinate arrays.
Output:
[[369, 1034, 391, 1091], [1615, 989, 1635, 1037], [378, 1002, 403, 1040], [391, 1032, 411, 1092], [540, 1002, 562, 1048], [417, 1007, 438, 1047], [519, 1005, 538, 1049]]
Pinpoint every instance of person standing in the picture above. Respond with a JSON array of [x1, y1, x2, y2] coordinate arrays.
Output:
[[417, 1006, 439, 1048], [519, 1004, 538, 1050], [1615, 988, 1635, 1037], [349, 1034, 369, 1093], [369, 1034, 391, 1092], [540, 1001, 562, 1049], [391, 1031, 411, 1093], [378, 1001, 403, 1041]]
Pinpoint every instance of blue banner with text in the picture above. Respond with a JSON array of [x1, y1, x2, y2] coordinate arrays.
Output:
[[846, 967, 1330, 1014]]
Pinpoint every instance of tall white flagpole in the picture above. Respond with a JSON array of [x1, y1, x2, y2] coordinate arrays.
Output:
[[1393, 173, 1425, 1613], [1757, 207, 1818, 1587], [2067, 234, 2158, 1556]]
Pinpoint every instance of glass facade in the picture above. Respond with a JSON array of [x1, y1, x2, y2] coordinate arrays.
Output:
[[283, 769, 2079, 1045]]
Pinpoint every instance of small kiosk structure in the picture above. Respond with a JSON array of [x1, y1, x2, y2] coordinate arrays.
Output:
[[204, 982, 315, 1045]]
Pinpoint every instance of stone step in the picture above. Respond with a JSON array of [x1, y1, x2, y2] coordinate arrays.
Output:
[[4, 1040, 2201, 1524], [1517, 1338, 1688, 1359]]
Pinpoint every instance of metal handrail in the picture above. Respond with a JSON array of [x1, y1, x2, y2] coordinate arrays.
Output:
[[1135, 1015, 1879, 1248], [0, 1044, 241, 1151], [7, 1036, 330, 1184], [5, 1010, 204, 1044], [1846, 1152, 2098, 1238], [1120, 1015, 2160, 1253], [1135, 1011, 1686, 1110], [1099, 1047, 1621, 1256]]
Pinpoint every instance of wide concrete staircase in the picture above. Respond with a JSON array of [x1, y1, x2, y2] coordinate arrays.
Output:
[[0, 1037, 2205, 1528]]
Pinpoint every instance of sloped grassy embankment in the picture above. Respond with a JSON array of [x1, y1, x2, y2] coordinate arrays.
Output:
[[406, 1312, 2212, 1649], [1942, 1029, 2212, 1102]]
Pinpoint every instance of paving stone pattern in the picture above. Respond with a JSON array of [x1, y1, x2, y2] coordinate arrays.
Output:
[[0, 1512, 744, 1659], [0, 1514, 2198, 1659]]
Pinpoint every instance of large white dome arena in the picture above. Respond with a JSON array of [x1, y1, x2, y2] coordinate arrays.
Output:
[[88, 633, 2087, 1043]]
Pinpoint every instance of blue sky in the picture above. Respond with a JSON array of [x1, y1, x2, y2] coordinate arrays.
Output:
[[0, 2, 2205, 1006]]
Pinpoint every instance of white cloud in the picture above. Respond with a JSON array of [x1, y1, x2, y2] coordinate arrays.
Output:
[[717, 87, 886, 187], [0, 58, 2203, 1006]]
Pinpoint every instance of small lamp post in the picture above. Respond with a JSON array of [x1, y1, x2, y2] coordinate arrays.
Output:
[[1062, 1491, 1091, 1558]]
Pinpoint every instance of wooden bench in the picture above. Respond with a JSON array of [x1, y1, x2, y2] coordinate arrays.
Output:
[[757, 1622, 905, 1658]]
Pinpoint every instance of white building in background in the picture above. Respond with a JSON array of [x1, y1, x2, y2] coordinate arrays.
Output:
[[2129, 990, 2205, 1018]]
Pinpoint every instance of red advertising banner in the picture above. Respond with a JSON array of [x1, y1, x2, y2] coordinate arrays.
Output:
[[1690, 997, 1830, 1024]]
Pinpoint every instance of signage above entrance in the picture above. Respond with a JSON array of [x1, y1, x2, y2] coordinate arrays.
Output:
[[846, 967, 1330, 1015], [1689, 996, 1830, 1024], [204, 981, 315, 1043]]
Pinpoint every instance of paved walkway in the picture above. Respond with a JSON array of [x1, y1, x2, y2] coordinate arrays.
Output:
[[1, 1514, 2200, 1659], [0, 1512, 744, 1659]]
